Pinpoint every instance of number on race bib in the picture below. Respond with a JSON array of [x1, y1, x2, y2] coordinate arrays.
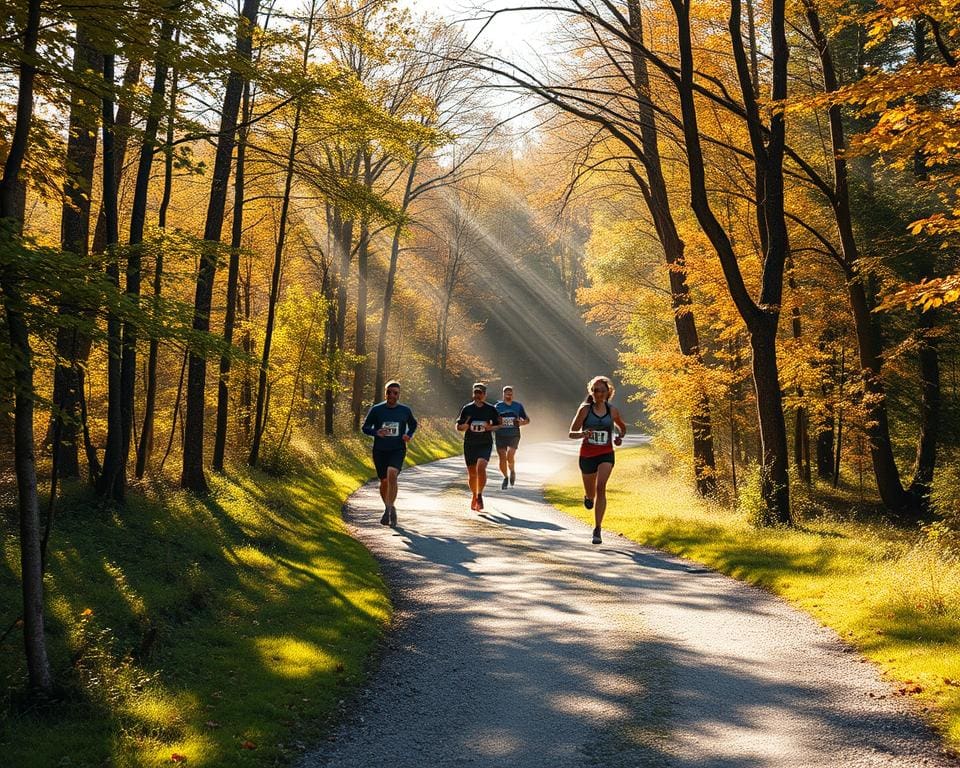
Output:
[[470, 421, 487, 433], [382, 421, 400, 437], [587, 429, 609, 446], [502, 416, 516, 428]]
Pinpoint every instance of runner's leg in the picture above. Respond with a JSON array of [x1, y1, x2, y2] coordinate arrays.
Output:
[[386, 466, 399, 507], [497, 445, 508, 477], [476, 458, 488, 509], [582, 471, 597, 504], [467, 463, 479, 508], [594, 461, 614, 530]]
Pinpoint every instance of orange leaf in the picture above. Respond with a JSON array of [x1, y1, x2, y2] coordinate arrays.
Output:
[[241, 741, 257, 750], [80, 608, 93, 617], [171, 754, 188, 763]]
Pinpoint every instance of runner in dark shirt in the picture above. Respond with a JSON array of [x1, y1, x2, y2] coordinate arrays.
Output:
[[456, 382, 501, 512], [362, 380, 417, 527], [494, 385, 530, 489]]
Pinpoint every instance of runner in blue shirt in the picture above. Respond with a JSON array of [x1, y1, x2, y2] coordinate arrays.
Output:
[[362, 380, 417, 527], [494, 385, 530, 489]]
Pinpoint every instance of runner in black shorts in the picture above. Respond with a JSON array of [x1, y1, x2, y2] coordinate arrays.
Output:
[[456, 382, 501, 511], [362, 380, 417, 527], [495, 385, 530, 489], [569, 376, 626, 544]]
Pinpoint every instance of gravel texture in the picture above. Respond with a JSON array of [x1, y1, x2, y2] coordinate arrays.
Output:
[[298, 439, 957, 768]]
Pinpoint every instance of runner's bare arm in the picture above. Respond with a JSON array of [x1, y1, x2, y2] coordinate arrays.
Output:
[[569, 405, 590, 439], [612, 408, 627, 444]]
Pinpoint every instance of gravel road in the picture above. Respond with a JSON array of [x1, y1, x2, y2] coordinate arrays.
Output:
[[299, 439, 957, 768]]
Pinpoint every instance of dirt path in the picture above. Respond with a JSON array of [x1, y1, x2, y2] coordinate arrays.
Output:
[[299, 440, 955, 767]]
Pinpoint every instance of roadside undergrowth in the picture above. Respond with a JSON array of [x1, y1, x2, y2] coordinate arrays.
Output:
[[1, 422, 459, 767], [546, 444, 960, 749]]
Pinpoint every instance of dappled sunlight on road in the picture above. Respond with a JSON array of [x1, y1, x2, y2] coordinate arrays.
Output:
[[300, 439, 953, 768]]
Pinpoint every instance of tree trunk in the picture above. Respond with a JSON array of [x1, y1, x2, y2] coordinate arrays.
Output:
[[847, 279, 909, 509], [136, 35, 180, 478], [910, 309, 940, 503], [106, 16, 174, 496], [627, 0, 716, 496], [803, 0, 911, 513], [181, 0, 260, 493], [670, 0, 791, 523], [250, 83, 306, 465], [96, 52, 124, 502], [374, 221, 404, 398], [52, 23, 101, 480], [374, 154, 419, 399], [213, 79, 251, 472], [92, 58, 142, 255], [350, 220, 370, 432], [0, 0, 53, 694], [751, 320, 791, 524]]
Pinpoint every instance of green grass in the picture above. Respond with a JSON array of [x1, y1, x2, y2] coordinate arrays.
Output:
[[546, 444, 960, 747], [1, 422, 459, 767]]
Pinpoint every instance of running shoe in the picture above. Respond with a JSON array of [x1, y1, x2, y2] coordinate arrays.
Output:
[[389, 506, 397, 527], [501, 476, 509, 490], [592, 527, 602, 545], [476, 493, 484, 511], [509, 469, 516, 486], [380, 509, 390, 526], [584, 496, 594, 510]]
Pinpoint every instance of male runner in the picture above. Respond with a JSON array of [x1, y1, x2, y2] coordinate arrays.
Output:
[[494, 385, 530, 489], [456, 382, 501, 511], [362, 380, 417, 527]]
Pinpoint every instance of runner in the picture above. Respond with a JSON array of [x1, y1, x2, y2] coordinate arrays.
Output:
[[568, 376, 626, 544], [456, 382, 501, 511], [362, 380, 417, 527], [494, 385, 530, 489]]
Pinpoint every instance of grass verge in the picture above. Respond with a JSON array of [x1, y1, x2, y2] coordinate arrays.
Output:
[[545, 444, 960, 747], [1, 422, 458, 767]]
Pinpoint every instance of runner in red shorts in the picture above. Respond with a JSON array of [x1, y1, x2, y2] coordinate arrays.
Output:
[[568, 376, 626, 544]]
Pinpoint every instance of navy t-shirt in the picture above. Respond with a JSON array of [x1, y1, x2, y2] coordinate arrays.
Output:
[[494, 400, 528, 436], [457, 401, 500, 446], [362, 402, 417, 451]]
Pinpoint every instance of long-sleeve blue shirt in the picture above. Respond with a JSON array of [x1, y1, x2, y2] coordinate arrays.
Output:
[[362, 402, 418, 451]]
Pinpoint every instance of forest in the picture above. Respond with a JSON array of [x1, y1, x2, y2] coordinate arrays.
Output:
[[2, 0, 960, 759]]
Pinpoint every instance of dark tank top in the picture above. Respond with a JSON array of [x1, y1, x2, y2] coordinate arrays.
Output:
[[580, 402, 614, 457]]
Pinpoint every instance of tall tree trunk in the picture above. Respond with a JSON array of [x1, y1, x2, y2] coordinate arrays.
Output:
[[250, 75, 307, 465], [181, 0, 260, 493], [627, 0, 717, 495], [374, 221, 404, 399], [669, 0, 792, 523], [833, 344, 845, 488], [751, 321, 791, 522], [136, 34, 180, 478], [0, 0, 53, 694], [350, 218, 370, 432], [52, 23, 101, 480], [803, 0, 912, 512], [910, 309, 940, 503], [240, 261, 253, 439], [213, 79, 251, 472], [102, 17, 175, 498], [92, 58, 142, 255], [96, 52, 124, 501]]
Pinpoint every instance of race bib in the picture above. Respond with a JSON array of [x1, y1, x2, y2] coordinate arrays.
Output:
[[470, 420, 487, 433], [382, 421, 400, 437], [501, 416, 516, 428], [587, 429, 609, 446]]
